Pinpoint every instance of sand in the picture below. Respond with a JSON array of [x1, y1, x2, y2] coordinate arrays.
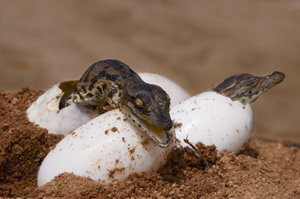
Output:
[[0, 89, 299, 198]]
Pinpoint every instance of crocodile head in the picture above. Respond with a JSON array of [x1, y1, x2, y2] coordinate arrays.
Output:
[[214, 71, 285, 105]]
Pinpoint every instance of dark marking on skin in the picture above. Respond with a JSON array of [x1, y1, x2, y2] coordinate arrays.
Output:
[[88, 83, 94, 91], [98, 70, 106, 78], [91, 70, 106, 85], [108, 89, 117, 98], [91, 76, 98, 84], [78, 93, 84, 100], [118, 84, 123, 90], [106, 74, 112, 81], [106, 74, 119, 82], [97, 86, 103, 94], [86, 93, 94, 98], [112, 74, 119, 81], [82, 63, 97, 83], [104, 66, 109, 69], [123, 75, 128, 79], [81, 86, 87, 93], [102, 83, 107, 90], [138, 124, 141, 128]]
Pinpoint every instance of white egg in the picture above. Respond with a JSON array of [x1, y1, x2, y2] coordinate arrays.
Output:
[[27, 73, 189, 136], [26, 84, 99, 135], [37, 108, 176, 186], [138, 72, 190, 107], [171, 91, 254, 154]]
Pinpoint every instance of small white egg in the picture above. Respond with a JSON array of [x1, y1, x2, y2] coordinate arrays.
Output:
[[37, 109, 176, 186], [26, 84, 99, 135], [171, 91, 254, 154], [138, 72, 190, 107]]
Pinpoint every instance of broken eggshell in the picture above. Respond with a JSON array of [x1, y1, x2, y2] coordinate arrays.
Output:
[[26, 83, 99, 135], [26, 73, 190, 136], [37, 108, 176, 186], [171, 91, 254, 154]]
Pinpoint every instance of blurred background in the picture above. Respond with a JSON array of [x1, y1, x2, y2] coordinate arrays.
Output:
[[0, 0, 299, 142]]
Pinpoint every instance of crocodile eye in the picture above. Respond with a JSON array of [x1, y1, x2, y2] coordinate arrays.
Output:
[[135, 93, 151, 109], [135, 98, 143, 106]]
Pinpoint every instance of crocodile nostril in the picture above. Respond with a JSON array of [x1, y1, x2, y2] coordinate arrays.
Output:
[[162, 118, 173, 130]]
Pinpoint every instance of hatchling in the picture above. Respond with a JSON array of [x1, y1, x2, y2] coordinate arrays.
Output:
[[59, 59, 285, 147]]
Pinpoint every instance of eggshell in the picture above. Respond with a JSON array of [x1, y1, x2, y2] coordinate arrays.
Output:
[[138, 72, 190, 107], [171, 91, 254, 154], [37, 108, 176, 186], [26, 84, 99, 135]]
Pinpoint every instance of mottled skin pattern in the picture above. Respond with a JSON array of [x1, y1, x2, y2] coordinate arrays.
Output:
[[214, 71, 285, 105], [59, 59, 172, 147]]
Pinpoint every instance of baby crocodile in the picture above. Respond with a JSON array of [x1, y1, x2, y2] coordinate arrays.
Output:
[[214, 71, 285, 105], [59, 59, 172, 147]]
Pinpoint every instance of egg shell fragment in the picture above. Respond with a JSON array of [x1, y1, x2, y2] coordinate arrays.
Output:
[[37, 108, 176, 186], [138, 72, 190, 107], [26, 84, 99, 135], [171, 91, 254, 154]]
